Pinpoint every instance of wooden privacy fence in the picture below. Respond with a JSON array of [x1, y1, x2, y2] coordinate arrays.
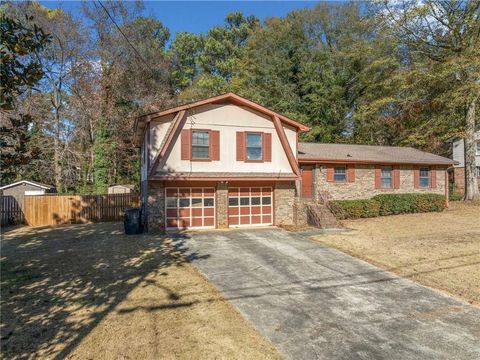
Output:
[[23, 193, 140, 227], [1, 195, 24, 226]]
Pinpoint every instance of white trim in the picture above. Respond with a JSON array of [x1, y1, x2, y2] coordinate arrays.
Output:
[[0, 180, 53, 190]]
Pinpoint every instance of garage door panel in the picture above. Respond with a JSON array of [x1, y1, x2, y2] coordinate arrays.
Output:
[[204, 208, 214, 217], [165, 187, 216, 229], [192, 208, 202, 216], [240, 216, 250, 225], [179, 208, 190, 217], [251, 188, 261, 196], [166, 209, 177, 217], [251, 206, 261, 215], [228, 207, 239, 216], [240, 207, 250, 215], [252, 216, 261, 224], [204, 217, 214, 226], [228, 186, 272, 227], [191, 217, 203, 227]]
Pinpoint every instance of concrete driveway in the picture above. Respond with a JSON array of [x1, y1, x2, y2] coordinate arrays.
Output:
[[184, 228, 480, 360]]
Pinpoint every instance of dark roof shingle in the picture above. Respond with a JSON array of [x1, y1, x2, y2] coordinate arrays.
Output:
[[298, 143, 455, 165]]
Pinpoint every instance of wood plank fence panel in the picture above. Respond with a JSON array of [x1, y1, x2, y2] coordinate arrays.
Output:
[[1, 195, 24, 226], [22, 193, 140, 227]]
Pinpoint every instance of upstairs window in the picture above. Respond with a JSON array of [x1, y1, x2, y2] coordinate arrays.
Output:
[[419, 167, 430, 188], [476, 143, 480, 156], [192, 131, 210, 159], [334, 166, 346, 182], [246, 133, 262, 161], [381, 166, 393, 188]]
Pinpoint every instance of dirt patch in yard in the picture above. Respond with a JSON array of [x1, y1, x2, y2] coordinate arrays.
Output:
[[1, 223, 281, 359], [311, 202, 480, 306]]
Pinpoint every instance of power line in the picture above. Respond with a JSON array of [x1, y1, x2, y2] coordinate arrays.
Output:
[[95, 0, 148, 65]]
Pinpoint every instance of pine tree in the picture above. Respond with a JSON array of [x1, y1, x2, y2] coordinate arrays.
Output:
[[92, 121, 113, 194]]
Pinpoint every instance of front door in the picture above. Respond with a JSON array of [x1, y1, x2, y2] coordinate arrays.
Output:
[[301, 167, 313, 198]]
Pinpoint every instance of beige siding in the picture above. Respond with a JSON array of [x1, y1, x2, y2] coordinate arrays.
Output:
[[155, 104, 296, 174]]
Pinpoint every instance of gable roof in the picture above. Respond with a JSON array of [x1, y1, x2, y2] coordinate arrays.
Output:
[[0, 180, 56, 191], [298, 143, 456, 165], [134, 92, 310, 145]]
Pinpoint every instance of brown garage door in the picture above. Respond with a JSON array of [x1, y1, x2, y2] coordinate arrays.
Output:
[[165, 187, 215, 229], [228, 187, 272, 227]]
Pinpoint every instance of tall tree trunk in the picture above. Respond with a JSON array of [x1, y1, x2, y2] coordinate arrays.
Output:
[[464, 99, 479, 201], [53, 105, 62, 192]]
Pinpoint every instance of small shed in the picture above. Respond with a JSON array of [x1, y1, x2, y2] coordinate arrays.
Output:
[[0, 180, 56, 225], [0, 180, 56, 197], [108, 184, 135, 194]]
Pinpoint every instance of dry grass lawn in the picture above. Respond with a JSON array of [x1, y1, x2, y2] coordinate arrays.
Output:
[[312, 202, 480, 306], [1, 223, 281, 360]]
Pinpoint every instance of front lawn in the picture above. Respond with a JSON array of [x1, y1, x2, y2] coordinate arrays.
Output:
[[312, 202, 480, 306], [1, 223, 280, 359]]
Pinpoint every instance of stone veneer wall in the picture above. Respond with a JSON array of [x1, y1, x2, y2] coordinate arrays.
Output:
[[453, 167, 480, 195], [313, 164, 447, 201], [147, 181, 165, 232], [274, 181, 296, 226], [216, 182, 228, 228]]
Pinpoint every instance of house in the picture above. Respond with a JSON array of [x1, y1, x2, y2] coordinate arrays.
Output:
[[0, 180, 56, 197], [135, 93, 454, 232], [108, 184, 135, 194], [448, 131, 480, 194], [0, 180, 56, 219]]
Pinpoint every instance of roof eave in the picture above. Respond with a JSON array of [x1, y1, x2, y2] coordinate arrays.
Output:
[[298, 158, 456, 166]]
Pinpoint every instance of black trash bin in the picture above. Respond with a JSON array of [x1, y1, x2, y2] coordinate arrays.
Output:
[[124, 208, 142, 234]]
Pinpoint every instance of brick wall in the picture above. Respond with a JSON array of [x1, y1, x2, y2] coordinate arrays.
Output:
[[313, 164, 447, 201], [274, 182, 296, 226], [147, 181, 165, 232]]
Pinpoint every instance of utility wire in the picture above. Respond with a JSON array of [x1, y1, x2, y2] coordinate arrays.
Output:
[[95, 0, 148, 65]]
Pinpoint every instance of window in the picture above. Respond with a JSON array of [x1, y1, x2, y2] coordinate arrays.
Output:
[[246, 133, 262, 161], [476, 166, 480, 177], [476, 143, 480, 156], [334, 166, 346, 182], [419, 167, 430, 188], [192, 131, 210, 159], [381, 166, 393, 188]]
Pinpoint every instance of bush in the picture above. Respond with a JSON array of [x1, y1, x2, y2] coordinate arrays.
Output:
[[328, 199, 380, 220], [328, 193, 446, 220]]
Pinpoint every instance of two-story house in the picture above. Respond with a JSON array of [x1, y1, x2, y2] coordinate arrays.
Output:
[[135, 93, 454, 232], [449, 131, 480, 194]]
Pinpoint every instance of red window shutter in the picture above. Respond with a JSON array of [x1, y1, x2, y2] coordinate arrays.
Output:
[[326, 166, 334, 182], [393, 167, 400, 189], [374, 166, 381, 189], [430, 167, 436, 188], [181, 129, 191, 160], [347, 165, 355, 183], [210, 130, 220, 161], [236, 132, 245, 161], [414, 167, 420, 189], [263, 132, 272, 162]]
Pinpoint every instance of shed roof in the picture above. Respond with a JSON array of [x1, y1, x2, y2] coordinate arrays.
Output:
[[0, 180, 56, 190], [298, 143, 456, 165]]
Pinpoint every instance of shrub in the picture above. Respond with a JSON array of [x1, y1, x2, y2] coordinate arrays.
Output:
[[328, 193, 446, 220], [328, 199, 380, 220]]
